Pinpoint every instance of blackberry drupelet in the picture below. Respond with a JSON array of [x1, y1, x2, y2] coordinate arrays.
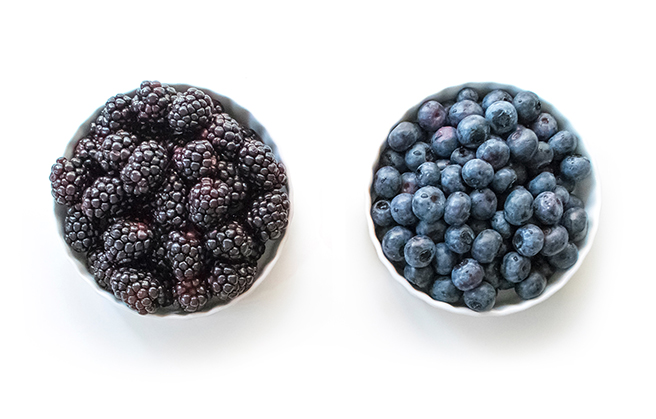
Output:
[[87, 249, 116, 292], [171, 139, 218, 182], [73, 137, 102, 173], [205, 221, 257, 262], [103, 219, 154, 264], [131, 80, 177, 127], [216, 160, 249, 202], [168, 87, 214, 133], [208, 261, 258, 302], [90, 93, 135, 138], [175, 276, 210, 313], [164, 230, 204, 280], [187, 177, 231, 230], [247, 188, 291, 242], [50, 157, 91, 207], [153, 172, 188, 230], [120, 140, 168, 196], [81, 176, 125, 220], [96, 130, 140, 173], [204, 112, 245, 160], [237, 139, 286, 191], [110, 267, 163, 314], [64, 204, 98, 253]]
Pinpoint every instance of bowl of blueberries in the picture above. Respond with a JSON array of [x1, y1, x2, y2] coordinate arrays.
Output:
[[368, 82, 599, 315]]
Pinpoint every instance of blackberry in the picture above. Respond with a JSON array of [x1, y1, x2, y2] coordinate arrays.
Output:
[[204, 112, 245, 160], [110, 267, 163, 314], [120, 140, 168, 196], [103, 219, 154, 264], [247, 189, 291, 242], [50, 156, 91, 207], [171, 139, 218, 182], [175, 276, 210, 313], [87, 249, 116, 292], [64, 204, 99, 253], [238, 139, 286, 191], [73, 137, 102, 173], [90, 93, 135, 138], [164, 230, 204, 280], [96, 130, 140, 173], [216, 160, 249, 202], [168, 87, 214, 133], [153, 172, 188, 230], [208, 261, 258, 302], [131, 80, 177, 127], [187, 178, 231, 230], [205, 221, 257, 262], [81, 176, 125, 220]]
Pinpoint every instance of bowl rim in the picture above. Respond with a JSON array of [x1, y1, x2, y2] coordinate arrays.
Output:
[[54, 83, 293, 319], [366, 81, 601, 317]]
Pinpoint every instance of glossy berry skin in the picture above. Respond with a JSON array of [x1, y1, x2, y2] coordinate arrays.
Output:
[[373, 166, 401, 199], [515, 271, 547, 300], [404, 265, 435, 291], [450, 147, 476, 166], [381, 226, 414, 262], [485, 101, 518, 135], [507, 126, 539, 163], [501, 251, 531, 283], [560, 207, 588, 242], [433, 242, 459, 275], [528, 172, 557, 198], [456, 87, 479, 102], [549, 131, 578, 159], [504, 187, 534, 226], [371, 200, 395, 227], [547, 242, 578, 270], [404, 235, 436, 268], [412, 186, 446, 223], [469, 188, 497, 220], [390, 193, 418, 226], [430, 126, 459, 158], [471, 229, 503, 264], [528, 141, 554, 171], [401, 172, 420, 194], [440, 164, 468, 195], [457, 115, 490, 149], [531, 113, 559, 141], [560, 155, 592, 182], [416, 162, 441, 187], [416, 219, 447, 243], [464, 282, 497, 312], [379, 148, 407, 172], [430, 277, 462, 304], [462, 159, 494, 189], [417, 100, 447, 131], [445, 224, 475, 254], [451, 258, 485, 291], [541, 225, 569, 257], [553, 185, 570, 208], [513, 224, 545, 257], [491, 210, 514, 239], [443, 191, 471, 226], [476, 138, 510, 170], [491, 167, 517, 194], [448, 100, 483, 126], [482, 89, 513, 111], [533, 191, 564, 225], [388, 121, 423, 152], [513, 91, 541, 123], [405, 142, 434, 171]]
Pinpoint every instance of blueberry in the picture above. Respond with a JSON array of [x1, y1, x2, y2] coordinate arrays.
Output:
[[533, 191, 564, 225], [448, 99, 484, 126], [503, 187, 534, 226], [560, 207, 588, 242], [451, 258, 485, 291], [515, 271, 547, 300], [450, 146, 476, 166], [512, 224, 544, 257], [373, 166, 401, 199], [485, 101, 518, 135], [417, 100, 447, 131], [371, 200, 394, 227], [526, 141, 554, 171], [464, 282, 497, 312], [457, 115, 490, 149], [469, 218, 491, 236], [531, 113, 558, 141], [401, 172, 419, 194], [532, 254, 555, 279], [462, 159, 494, 189], [553, 185, 570, 208], [508, 162, 528, 185], [443, 191, 471, 226], [491, 210, 514, 239], [560, 155, 592, 182], [482, 89, 513, 111], [556, 175, 576, 192], [548, 130, 578, 159], [547, 242, 578, 270], [513, 91, 541, 123], [501, 251, 531, 283], [483, 260, 503, 289], [541, 225, 569, 256], [440, 164, 468, 195], [405, 142, 434, 172], [445, 224, 475, 254], [375, 225, 394, 241], [430, 277, 463, 304], [416, 162, 441, 187], [412, 186, 446, 223], [404, 265, 435, 291], [456, 87, 479, 102], [433, 242, 459, 275], [390, 193, 418, 226], [470, 188, 497, 220], [435, 159, 451, 171], [490, 166, 518, 194], [388, 121, 423, 152], [430, 126, 459, 158], [564, 194, 584, 211], [528, 172, 557, 196], [381, 226, 414, 262], [378, 148, 407, 172], [506, 126, 539, 162], [471, 229, 503, 264], [496, 239, 511, 258], [416, 219, 448, 242], [476, 138, 510, 170], [404, 235, 436, 268]]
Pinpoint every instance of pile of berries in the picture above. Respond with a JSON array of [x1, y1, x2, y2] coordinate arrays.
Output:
[[371, 86, 591, 312], [51, 81, 290, 315]]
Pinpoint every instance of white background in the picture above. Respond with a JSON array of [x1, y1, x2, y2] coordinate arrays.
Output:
[[2, 1, 654, 417]]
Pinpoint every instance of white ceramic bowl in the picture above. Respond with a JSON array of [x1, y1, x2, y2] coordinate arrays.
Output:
[[54, 84, 292, 318], [367, 82, 600, 316]]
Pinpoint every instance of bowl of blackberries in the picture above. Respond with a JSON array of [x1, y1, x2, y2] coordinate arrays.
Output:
[[368, 82, 599, 315], [51, 81, 291, 316]]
